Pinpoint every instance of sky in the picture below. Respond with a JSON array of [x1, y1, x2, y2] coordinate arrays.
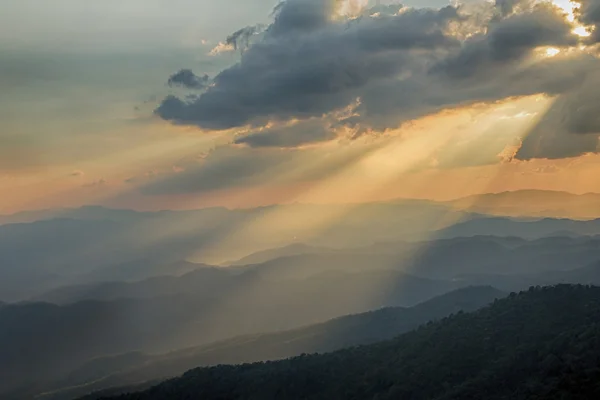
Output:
[[1, 0, 600, 213]]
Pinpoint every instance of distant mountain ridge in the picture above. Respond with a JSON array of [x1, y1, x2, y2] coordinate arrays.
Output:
[[4, 193, 600, 301], [31, 235, 600, 305], [226, 243, 335, 266], [2, 190, 599, 227], [446, 189, 600, 219], [435, 216, 600, 239], [0, 200, 473, 301]]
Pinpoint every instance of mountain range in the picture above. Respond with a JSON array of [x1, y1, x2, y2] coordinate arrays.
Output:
[[24, 235, 600, 310], [4, 190, 600, 227], [4, 193, 600, 302], [446, 190, 600, 219], [4, 193, 600, 399]]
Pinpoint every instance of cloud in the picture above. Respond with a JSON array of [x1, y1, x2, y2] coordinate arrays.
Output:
[[560, 80, 600, 135], [70, 170, 85, 177], [267, 0, 337, 36], [156, 1, 463, 130], [167, 69, 210, 90], [516, 70, 600, 160], [576, 0, 600, 42], [532, 165, 560, 174], [209, 41, 235, 55], [226, 25, 266, 51], [155, 0, 600, 160], [431, 3, 577, 79], [235, 118, 338, 148]]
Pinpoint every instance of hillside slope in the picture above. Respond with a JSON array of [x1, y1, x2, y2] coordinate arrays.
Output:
[[37, 287, 504, 400], [0, 270, 460, 399], [103, 285, 600, 400]]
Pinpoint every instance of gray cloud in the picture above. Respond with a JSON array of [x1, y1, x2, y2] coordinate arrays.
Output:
[[516, 113, 600, 160], [516, 69, 600, 160], [156, 0, 600, 160], [346, 52, 595, 132], [235, 119, 337, 148], [494, 0, 536, 16], [562, 90, 600, 135], [369, 3, 404, 16], [167, 69, 210, 90], [432, 3, 576, 79], [267, 0, 335, 36], [577, 0, 600, 41], [156, 1, 463, 130], [495, 0, 523, 16]]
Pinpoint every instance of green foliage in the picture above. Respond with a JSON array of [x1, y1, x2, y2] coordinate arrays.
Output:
[[103, 285, 600, 400]]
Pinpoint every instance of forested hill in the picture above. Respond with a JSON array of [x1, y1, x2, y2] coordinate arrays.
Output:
[[103, 285, 600, 400], [44, 287, 502, 400]]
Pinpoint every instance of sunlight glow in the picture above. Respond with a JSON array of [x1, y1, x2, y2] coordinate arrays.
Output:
[[336, 0, 369, 18], [551, 0, 593, 37], [545, 47, 561, 57], [552, 0, 578, 22], [186, 96, 555, 264], [573, 26, 592, 37]]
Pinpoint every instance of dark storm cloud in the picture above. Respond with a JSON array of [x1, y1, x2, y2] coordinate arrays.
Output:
[[267, 0, 334, 36], [156, 1, 463, 130], [344, 52, 595, 132], [156, 0, 600, 160], [576, 0, 600, 42], [167, 69, 210, 90], [516, 68, 600, 160], [432, 4, 577, 79]]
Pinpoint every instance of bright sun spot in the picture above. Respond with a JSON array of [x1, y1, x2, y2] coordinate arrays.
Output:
[[545, 47, 561, 57], [336, 0, 369, 18], [551, 0, 592, 37], [552, 0, 578, 22], [573, 26, 592, 37]]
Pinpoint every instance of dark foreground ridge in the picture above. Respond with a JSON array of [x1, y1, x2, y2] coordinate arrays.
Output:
[[99, 285, 600, 400]]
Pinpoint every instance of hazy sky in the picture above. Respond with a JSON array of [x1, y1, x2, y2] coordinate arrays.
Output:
[[1, 0, 600, 213]]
